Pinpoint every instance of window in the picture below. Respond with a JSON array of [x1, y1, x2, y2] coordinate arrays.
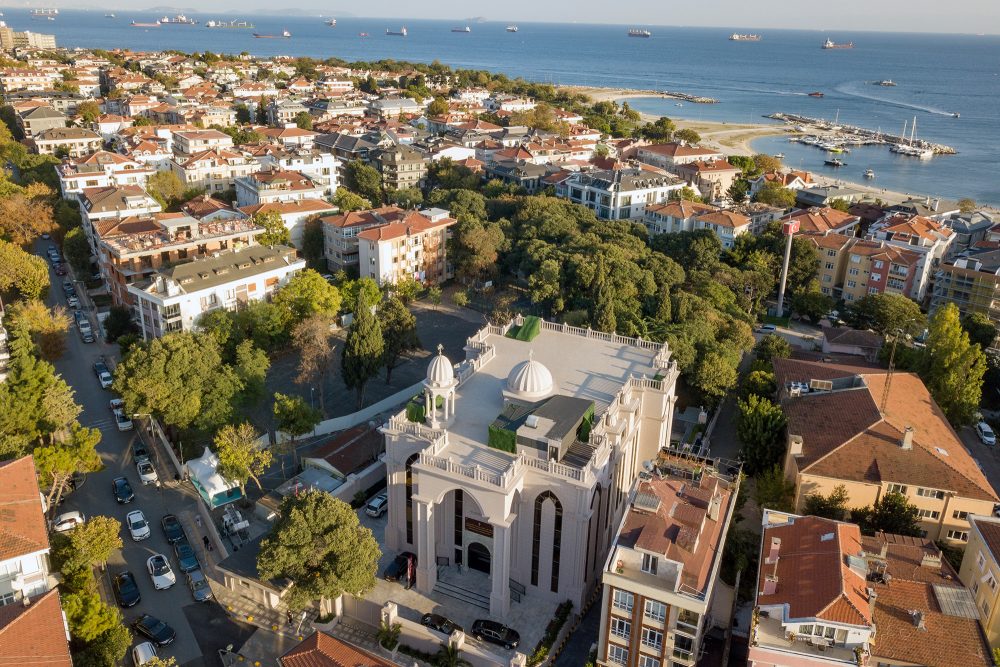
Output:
[[823, 275, 832, 283], [887, 484, 908, 495], [868, 287, 879, 295], [613, 589, 634, 612], [404, 453, 418, 544], [874, 260, 884, 269], [825, 262, 835, 270], [0, 592, 13, 606], [644, 599, 667, 622], [608, 645, 628, 665], [916, 509, 940, 520], [851, 254, 861, 263], [827, 250, 837, 257], [948, 530, 969, 541], [610, 618, 631, 639], [531, 491, 563, 593], [978, 551, 987, 572], [641, 628, 664, 652], [848, 267, 859, 276], [847, 280, 857, 288], [954, 510, 970, 520], [917, 488, 945, 499], [639, 656, 660, 667], [642, 553, 658, 575], [799, 624, 814, 635], [871, 273, 881, 282], [988, 575, 997, 592]]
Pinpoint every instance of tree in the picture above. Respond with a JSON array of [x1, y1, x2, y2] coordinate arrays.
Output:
[[754, 182, 797, 208], [740, 369, 776, 400], [640, 116, 676, 141], [391, 276, 422, 304], [434, 643, 473, 667], [828, 198, 851, 212], [291, 314, 336, 414], [958, 198, 977, 214], [257, 490, 380, 610], [922, 302, 987, 426], [387, 187, 423, 210], [253, 210, 291, 246], [427, 97, 449, 116], [293, 111, 313, 130], [802, 484, 850, 521], [60, 515, 123, 572], [341, 277, 382, 315], [752, 153, 783, 174], [754, 333, 791, 364], [342, 289, 384, 408], [852, 492, 922, 537], [273, 269, 342, 323], [344, 160, 383, 205], [332, 186, 372, 212], [727, 179, 750, 204], [846, 293, 925, 337], [302, 217, 326, 269], [691, 348, 738, 406], [77, 100, 100, 124], [673, 128, 701, 144], [215, 422, 271, 495], [0, 240, 49, 298], [63, 226, 92, 274], [962, 312, 996, 350], [34, 422, 102, 509], [73, 625, 132, 667], [102, 305, 135, 342], [234, 339, 270, 403], [0, 187, 55, 246], [145, 170, 186, 210], [753, 466, 795, 512], [5, 299, 70, 360], [63, 591, 122, 642], [736, 394, 787, 475], [791, 290, 835, 324], [449, 218, 505, 282], [273, 392, 321, 444], [378, 296, 421, 383], [669, 186, 703, 202]]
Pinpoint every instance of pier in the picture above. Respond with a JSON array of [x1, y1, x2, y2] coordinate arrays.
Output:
[[663, 90, 719, 104], [766, 112, 957, 155]]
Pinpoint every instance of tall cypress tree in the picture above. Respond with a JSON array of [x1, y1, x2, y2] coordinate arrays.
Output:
[[342, 290, 385, 408], [591, 257, 617, 334]]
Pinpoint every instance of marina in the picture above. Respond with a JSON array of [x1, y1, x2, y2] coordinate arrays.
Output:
[[767, 112, 957, 155]]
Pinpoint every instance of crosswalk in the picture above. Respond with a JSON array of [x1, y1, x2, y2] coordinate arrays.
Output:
[[82, 416, 117, 431]]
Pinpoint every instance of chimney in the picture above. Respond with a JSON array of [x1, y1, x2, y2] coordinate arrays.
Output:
[[763, 574, 778, 595], [787, 434, 804, 457], [708, 493, 722, 521], [910, 610, 926, 631], [765, 536, 781, 564], [901, 426, 914, 450]]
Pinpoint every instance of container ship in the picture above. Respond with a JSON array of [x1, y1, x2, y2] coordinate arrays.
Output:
[[822, 39, 854, 49], [131, 20, 161, 28], [729, 33, 761, 41], [386, 27, 408, 36], [30, 8, 58, 16], [628, 28, 651, 38]]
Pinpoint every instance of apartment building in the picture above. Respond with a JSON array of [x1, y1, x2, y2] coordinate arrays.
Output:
[[375, 144, 429, 191], [868, 214, 955, 301], [672, 160, 741, 201], [0, 68, 60, 92], [256, 124, 319, 150], [643, 200, 718, 236], [256, 149, 339, 196], [784, 207, 861, 236], [775, 357, 998, 544], [15, 104, 65, 138], [804, 233, 921, 302], [597, 456, 740, 667], [78, 185, 163, 252], [239, 200, 336, 248], [169, 149, 258, 193], [930, 250, 1000, 349], [32, 127, 102, 157], [234, 169, 326, 208], [172, 129, 234, 156], [635, 142, 723, 170], [57, 151, 154, 199], [96, 213, 263, 308], [319, 205, 416, 274], [959, 515, 1000, 650], [557, 168, 688, 221], [358, 209, 456, 286], [128, 245, 305, 339]]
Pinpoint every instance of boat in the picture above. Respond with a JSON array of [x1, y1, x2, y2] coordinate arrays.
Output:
[[824, 158, 846, 167], [822, 39, 854, 49], [875, 80, 896, 86], [105, 13, 116, 18], [386, 27, 408, 36], [254, 30, 291, 38], [891, 116, 934, 158], [808, 91, 824, 98], [506, 25, 518, 32], [30, 8, 58, 16], [729, 33, 762, 41], [773, 153, 785, 159], [452, 25, 471, 33], [325, 18, 337, 26], [628, 28, 652, 38], [952, 112, 960, 118], [131, 20, 161, 27], [159, 14, 197, 25], [206, 20, 255, 29], [46, 16, 54, 20], [358, 32, 369, 37], [864, 168, 875, 178]]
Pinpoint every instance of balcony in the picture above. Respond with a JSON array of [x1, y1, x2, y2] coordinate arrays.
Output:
[[750, 616, 862, 666]]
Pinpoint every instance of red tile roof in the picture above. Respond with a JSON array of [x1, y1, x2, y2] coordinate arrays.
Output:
[[0, 589, 72, 667], [0, 456, 50, 562], [784, 207, 860, 235], [280, 631, 394, 667]]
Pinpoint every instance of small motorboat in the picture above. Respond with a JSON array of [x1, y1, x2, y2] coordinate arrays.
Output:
[[824, 158, 846, 167], [808, 91, 825, 98], [773, 153, 785, 159], [864, 168, 875, 178]]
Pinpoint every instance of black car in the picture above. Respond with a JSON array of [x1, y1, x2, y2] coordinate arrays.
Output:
[[111, 571, 141, 607], [132, 614, 176, 646], [421, 613, 464, 636], [161, 514, 185, 544], [112, 476, 134, 504], [173, 539, 199, 573], [382, 551, 416, 583], [61, 280, 74, 294], [471, 619, 520, 650], [132, 440, 150, 462]]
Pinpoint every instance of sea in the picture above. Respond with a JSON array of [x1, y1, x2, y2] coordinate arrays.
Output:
[[13, 10, 1000, 203]]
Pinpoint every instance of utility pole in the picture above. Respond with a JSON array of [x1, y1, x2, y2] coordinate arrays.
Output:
[[775, 220, 799, 317]]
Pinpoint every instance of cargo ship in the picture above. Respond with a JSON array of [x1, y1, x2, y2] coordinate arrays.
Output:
[[628, 28, 651, 38], [452, 25, 471, 32], [729, 33, 761, 41], [822, 39, 854, 49], [30, 8, 58, 16], [253, 30, 291, 38], [206, 20, 255, 29], [386, 27, 408, 36], [159, 14, 197, 25], [131, 20, 161, 27]]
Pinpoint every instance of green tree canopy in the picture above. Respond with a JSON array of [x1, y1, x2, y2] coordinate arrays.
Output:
[[215, 422, 271, 495], [252, 210, 292, 246], [962, 312, 996, 350], [754, 333, 791, 365], [257, 490, 381, 610], [332, 186, 372, 213], [673, 128, 701, 144], [0, 240, 49, 299], [273, 392, 321, 441], [293, 111, 313, 130], [846, 293, 925, 337], [753, 466, 796, 512], [427, 97, 449, 116], [922, 302, 987, 426], [852, 492, 922, 537], [344, 160, 383, 205], [737, 394, 787, 475], [740, 369, 776, 400], [377, 296, 421, 382], [63, 591, 122, 642], [791, 290, 835, 324], [273, 269, 342, 323], [145, 170, 186, 209], [342, 289, 385, 408], [754, 182, 797, 208], [802, 484, 850, 521]]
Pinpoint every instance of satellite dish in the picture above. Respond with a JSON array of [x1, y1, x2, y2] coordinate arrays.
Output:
[[642, 460, 655, 472]]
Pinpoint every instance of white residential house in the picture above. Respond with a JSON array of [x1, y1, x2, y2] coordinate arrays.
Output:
[[78, 185, 162, 252], [239, 200, 336, 248], [556, 168, 688, 221], [169, 149, 258, 193], [234, 169, 326, 208], [358, 209, 456, 286], [636, 142, 724, 170], [256, 150, 339, 196], [172, 129, 234, 156], [57, 151, 153, 199], [32, 127, 102, 157]]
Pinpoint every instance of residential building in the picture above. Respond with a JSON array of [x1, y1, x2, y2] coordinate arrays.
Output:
[[375, 144, 429, 191], [4, 90, 87, 115], [959, 515, 1000, 650], [691, 210, 751, 249], [238, 200, 336, 248], [257, 124, 319, 150], [784, 207, 861, 236], [636, 142, 724, 170], [320, 205, 419, 273], [775, 357, 998, 543], [805, 233, 921, 302], [741, 202, 785, 235], [314, 132, 379, 181], [597, 455, 740, 667], [358, 208, 456, 286], [643, 200, 718, 236], [266, 100, 310, 127], [805, 232, 854, 297], [930, 250, 1000, 349], [369, 97, 426, 119], [0, 456, 59, 606], [673, 160, 741, 201], [868, 214, 955, 301], [0, 29, 56, 51], [0, 68, 60, 91], [280, 631, 394, 667], [96, 213, 263, 308], [172, 129, 234, 156], [0, 588, 72, 666], [887, 197, 961, 222], [749, 170, 814, 196], [256, 149, 339, 195], [557, 168, 688, 220], [484, 159, 549, 194], [819, 327, 883, 362], [234, 169, 326, 208], [128, 245, 305, 339], [381, 316, 681, 618], [78, 185, 163, 252], [14, 104, 65, 138], [795, 185, 867, 208], [31, 127, 102, 157], [942, 211, 994, 254], [171, 148, 258, 194], [56, 151, 154, 199]]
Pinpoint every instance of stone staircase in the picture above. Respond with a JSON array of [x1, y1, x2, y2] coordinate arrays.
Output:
[[432, 578, 491, 611]]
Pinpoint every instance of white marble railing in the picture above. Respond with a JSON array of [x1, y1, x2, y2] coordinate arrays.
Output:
[[418, 451, 521, 488], [385, 414, 449, 455], [521, 454, 585, 481]]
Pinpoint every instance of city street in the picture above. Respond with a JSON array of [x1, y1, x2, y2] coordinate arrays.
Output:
[[40, 245, 214, 666]]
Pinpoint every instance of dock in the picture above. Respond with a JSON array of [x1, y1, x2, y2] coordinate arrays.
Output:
[[663, 90, 719, 104], [766, 112, 956, 155]]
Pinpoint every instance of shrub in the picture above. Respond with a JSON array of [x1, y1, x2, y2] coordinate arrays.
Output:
[[527, 600, 574, 666]]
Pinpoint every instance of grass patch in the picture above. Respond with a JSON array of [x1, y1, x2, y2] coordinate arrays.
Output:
[[488, 423, 517, 453], [762, 314, 790, 327], [91, 294, 112, 308], [506, 315, 542, 342]]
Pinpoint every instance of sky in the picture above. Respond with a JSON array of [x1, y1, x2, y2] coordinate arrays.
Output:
[[11, 1, 1000, 34]]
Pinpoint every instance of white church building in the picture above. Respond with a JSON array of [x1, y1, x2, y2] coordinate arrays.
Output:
[[381, 316, 681, 618]]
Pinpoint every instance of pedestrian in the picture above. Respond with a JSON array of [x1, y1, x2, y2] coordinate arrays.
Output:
[[286, 610, 293, 625], [203, 535, 213, 551]]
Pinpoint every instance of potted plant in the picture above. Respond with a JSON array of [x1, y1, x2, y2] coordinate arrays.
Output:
[[377, 621, 401, 657]]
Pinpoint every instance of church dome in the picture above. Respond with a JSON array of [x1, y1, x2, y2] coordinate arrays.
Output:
[[506, 352, 554, 400], [426, 344, 455, 387]]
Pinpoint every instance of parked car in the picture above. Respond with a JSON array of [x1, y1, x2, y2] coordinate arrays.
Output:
[[383, 551, 416, 583], [173, 539, 199, 573], [77, 319, 92, 336], [146, 554, 176, 590], [758, 323, 777, 333], [114, 409, 134, 432], [112, 476, 134, 504], [50, 510, 85, 533], [80, 329, 95, 344], [131, 642, 157, 666], [132, 440, 150, 462], [421, 613, 464, 636], [126, 510, 151, 541], [136, 458, 157, 484], [471, 619, 520, 649], [365, 492, 388, 518], [161, 514, 185, 543], [109, 398, 125, 412], [186, 568, 213, 602], [111, 571, 141, 607], [976, 421, 996, 446], [132, 614, 176, 646], [66, 295, 80, 308], [93, 360, 113, 389], [61, 280, 74, 295], [54, 263, 67, 276]]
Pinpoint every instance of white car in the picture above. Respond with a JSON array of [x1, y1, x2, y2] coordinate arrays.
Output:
[[136, 458, 157, 485], [132, 641, 157, 666], [365, 492, 388, 518], [146, 554, 176, 590], [126, 510, 151, 541], [114, 409, 134, 432], [109, 398, 124, 412], [50, 510, 85, 533], [66, 295, 80, 308], [976, 421, 996, 446]]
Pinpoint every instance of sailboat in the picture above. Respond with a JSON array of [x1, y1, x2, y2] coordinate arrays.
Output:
[[890, 116, 933, 158]]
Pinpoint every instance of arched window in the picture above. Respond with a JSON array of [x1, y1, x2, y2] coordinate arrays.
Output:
[[405, 453, 419, 545], [531, 491, 563, 593]]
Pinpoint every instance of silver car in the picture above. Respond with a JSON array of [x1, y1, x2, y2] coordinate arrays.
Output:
[[186, 568, 213, 602]]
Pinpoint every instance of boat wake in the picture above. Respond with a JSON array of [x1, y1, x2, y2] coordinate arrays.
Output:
[[834, 83, 954, 117]]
